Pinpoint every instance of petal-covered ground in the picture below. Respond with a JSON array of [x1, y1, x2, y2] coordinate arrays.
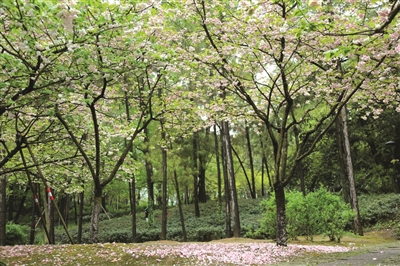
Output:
[[0, 242, 354, 265]]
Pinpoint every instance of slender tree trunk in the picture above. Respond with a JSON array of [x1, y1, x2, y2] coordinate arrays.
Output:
[[77, 191, 84, 244], [336, 119, 350, 203], [184, 185, 189, 205], [144, 126, 154, 225], [222, 121, 240, 237], [161, 137, 168, 240], [275, 184, 287, 246], [245, 125, 256, 199], [8, 185, 13, 221], [261, 157, 265, 197], [213, 125, 222, 204], [174, 170, 187, 241], [89, 186, 102, 243], [220, 125, 231, 237], [129, 176, 137, 242], [232, 146, 254, 198], [192, 132, 200, 217], [46, 188, 55, 245], [0, 175, 6, 246], [29, 196, 36, 244], [198, 128, 209, 203], [13, 186, 29, 223], [336, 107, 363, 236]]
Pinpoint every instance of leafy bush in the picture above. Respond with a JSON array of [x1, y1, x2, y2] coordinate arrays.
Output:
[[6, 222, 30, 245], [259, 188, 354, 242], [358, 193, 400, 227]]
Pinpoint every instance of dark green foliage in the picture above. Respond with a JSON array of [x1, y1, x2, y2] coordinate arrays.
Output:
[[5, 222, 30, 245], [358, 193, 400, 227], [257, 189, 354, 242]]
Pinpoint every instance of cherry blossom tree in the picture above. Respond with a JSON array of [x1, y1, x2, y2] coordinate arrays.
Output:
[[163, 0, 400, 245]]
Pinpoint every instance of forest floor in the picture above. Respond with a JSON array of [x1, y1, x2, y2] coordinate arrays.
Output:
[[0, 230, 399, 265]]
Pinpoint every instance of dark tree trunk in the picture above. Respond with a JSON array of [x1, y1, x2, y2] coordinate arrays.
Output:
[[232, 146, 254, 198], [173, 170, 187, 241], [77, 191, 84, 244], [0, 175, 6, 246], [213, 125, 222, 204], [161, 137, 168, 240], [129, 176, 137, 242], [222, 121, 240, 237], [47, 188, 55, 245], [8, 185, 14, 222], [220, 125, 231, 237], [184, 185, 189, 205], [336, 107, 363, 236], [13, 186, 29, 223], [29, 196, 36, 244], [58, 193, 70, 228], [89, 187, 102, 243], [198, 128, 209, 203], [245, 125, 256, 199], [261, 156, 266, 197], [275, 184, 287, 246], [192, 132, 200, 217]]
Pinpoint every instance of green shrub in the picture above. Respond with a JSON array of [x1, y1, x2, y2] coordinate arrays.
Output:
[[358, 193, 400, 227], [6, 222, 30, 245], [306, 189, 354, 242], [259, 188, 354, 242]]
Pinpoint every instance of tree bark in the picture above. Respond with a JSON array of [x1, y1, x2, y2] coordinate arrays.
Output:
[[174, 170, 187, 242], [89, 186, 102, 243], [245, 125, 256, 199], [275, 184, 287, 246], [220, 125, 231, 237], [222, 121, 240, 237], [213, 125, 222, 204], [0, 175, 6, 246], [46, 188, 55, 245], [77, 191, 84, 244], [336, 107, 363, 236], [192, 132, 200, 217], [129, 177, 137, 243], [161, 137, 168, 240]]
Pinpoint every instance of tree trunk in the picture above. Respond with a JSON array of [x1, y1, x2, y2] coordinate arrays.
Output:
[[232, 146, 254, 198], [184, 185, 189, 205], [213, 125, 222, 205], [29, 196, 36, 244], [275, 184, 287, 246], [174, 170, 187, 242], [222, 121, 240, 237], [245, 125, 256, 199], [8, 185, 14, 222], [0, 175, 6, 246], [261, 156, 266, 197], [161, 141, 168, 240], [89, 186, 102, 243], [336, 107, 363, 236], [77, 191, 84, 244], [192, 132, 200, 217], [220, 125, 231, 237], [43, 187, 55, 244], [13, 186, 29, 223], [129, 176, 137, 242]]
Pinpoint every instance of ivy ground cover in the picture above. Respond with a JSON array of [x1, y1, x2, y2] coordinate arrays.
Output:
[[0, 241, 354, 265]]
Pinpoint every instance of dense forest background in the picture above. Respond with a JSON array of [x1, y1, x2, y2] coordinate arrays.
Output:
[[1, 0, 400, 247]]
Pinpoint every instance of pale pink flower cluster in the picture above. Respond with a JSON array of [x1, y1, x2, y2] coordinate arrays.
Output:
[[122, 242, 354, 265], [0, 242, 355, 265]]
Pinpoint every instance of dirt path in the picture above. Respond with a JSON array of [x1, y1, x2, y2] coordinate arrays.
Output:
[[319, 243, 400, 266]]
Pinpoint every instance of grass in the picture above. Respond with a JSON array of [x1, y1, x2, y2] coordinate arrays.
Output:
[[1, 230, 398, 266]]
